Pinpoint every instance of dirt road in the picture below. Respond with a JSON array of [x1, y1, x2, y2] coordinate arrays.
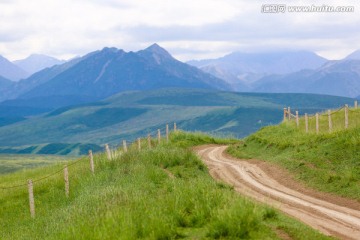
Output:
[[196, 145, 360, 240]]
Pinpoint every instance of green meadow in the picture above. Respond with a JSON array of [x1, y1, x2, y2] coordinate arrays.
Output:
[[0, 132, 330, 239]]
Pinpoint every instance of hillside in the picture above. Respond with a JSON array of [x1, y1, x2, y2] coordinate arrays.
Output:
[[0, 132, 330, 239], [0, 89, 354, 150], [228, 106, 360, 200]]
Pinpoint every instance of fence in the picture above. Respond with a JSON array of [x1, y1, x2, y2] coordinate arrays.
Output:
[[0, 122, 178, 218], [283, 101, 360, 134]]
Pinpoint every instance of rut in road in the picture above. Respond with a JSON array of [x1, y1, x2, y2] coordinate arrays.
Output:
[[196, 145, 360, 240]]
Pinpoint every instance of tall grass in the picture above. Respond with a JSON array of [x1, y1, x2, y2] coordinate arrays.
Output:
[[0, 132, 330, 239]]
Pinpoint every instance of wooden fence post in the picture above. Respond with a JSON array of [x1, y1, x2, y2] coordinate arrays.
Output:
[[123, 140, 127, 153], [28, 180, 35, 218], [105, 144, 111, 160], [283, 108, 287, 121], [137, 138, 141, 151], [174, 122, 177, 132], [89, 150, 94, 174], [305, 113, 308, 133], [147, 134, 151, 149], [288, 107, 291, 120], [316, 113, 319, 134], [328, 110, 332, 132], [355, 100, 358, 109], [166, 124, 169, 143], [295, 111, 299, 127], [345, 104, 349, 129], [64, 165, 69, 198], [157, 129, 161, 144]]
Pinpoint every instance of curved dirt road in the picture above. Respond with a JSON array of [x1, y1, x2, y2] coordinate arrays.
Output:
[[196, 145, 360, 240]]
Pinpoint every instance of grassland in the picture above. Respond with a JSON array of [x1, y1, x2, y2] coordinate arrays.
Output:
[[228, 107, 360, 200], [0, 154, 70, 174], [0, 132, 330, 239]]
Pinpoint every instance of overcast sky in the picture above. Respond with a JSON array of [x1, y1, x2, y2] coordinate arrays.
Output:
[[1, 0, 360, 61]]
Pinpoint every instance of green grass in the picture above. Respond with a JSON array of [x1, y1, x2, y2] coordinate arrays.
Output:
[[228, 107, 360, 200], [0, 132, 330, 239], [0, 154, 70, 174]]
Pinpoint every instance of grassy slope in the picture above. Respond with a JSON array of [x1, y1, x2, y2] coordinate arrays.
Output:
[[0, 132, 329, 239], [0, 88, 353, 149], [228, 107, 360, 200]]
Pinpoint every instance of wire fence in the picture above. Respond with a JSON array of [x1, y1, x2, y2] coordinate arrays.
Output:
[[0, 122, 178, 218], [283, 101, 360, 134]]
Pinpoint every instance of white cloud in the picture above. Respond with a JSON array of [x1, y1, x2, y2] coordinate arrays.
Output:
[[0, 0, 360, 61]]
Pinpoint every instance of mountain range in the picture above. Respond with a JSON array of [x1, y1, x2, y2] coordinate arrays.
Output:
[[2, 45, 360, 102], [0, 44, 230, 106], [19, 44, 230, 100], [187, 51, 328, 90], [253, 59, 360, 97], [188, 49, 360, 98]]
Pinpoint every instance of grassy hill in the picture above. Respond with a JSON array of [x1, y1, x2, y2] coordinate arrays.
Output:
[[228, 107, 360, 200], [0, 88, 354, 155], [0, 132, 329, 239]]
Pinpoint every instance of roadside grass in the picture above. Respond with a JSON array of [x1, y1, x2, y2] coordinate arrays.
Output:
[[0, 132, 331, 239], [228, 107, 360, 200]]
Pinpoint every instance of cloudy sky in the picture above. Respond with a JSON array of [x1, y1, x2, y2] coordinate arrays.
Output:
[[0, 0, 360, 61]]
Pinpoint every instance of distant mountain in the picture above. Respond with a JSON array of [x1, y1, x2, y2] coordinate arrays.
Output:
[[17, 44, 230, 101], [0, 55, 28, 81], [253, 60, 360, 97], [13, 54, 65, 75], [345, 50, 360, 60], [187, 51, 327, 91]]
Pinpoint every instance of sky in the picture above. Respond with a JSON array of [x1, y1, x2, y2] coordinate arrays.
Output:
[[0, 0, 360, 61]]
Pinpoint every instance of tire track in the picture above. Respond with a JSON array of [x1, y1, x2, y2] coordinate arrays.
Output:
[[196, 145, 360, 240]]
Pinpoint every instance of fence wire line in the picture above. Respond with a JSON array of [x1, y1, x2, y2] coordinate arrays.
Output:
[[289, 106, 346, 119], [0, 157, 84, 190]]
